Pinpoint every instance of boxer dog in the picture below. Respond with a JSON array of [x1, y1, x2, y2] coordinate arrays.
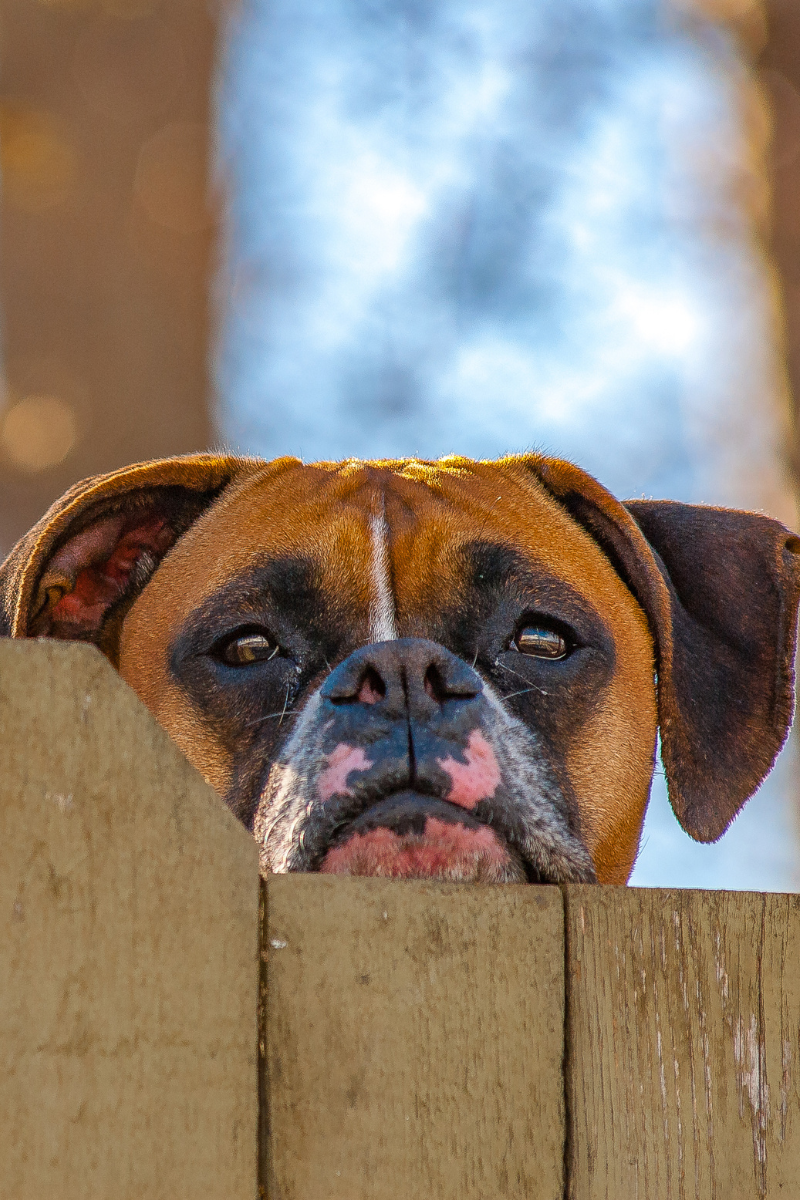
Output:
[[2, 453, 799, 885]]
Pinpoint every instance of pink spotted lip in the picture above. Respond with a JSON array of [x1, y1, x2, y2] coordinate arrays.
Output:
[[319, 818, 524, 883], [317, 793, 526, 883], [436, 729, 502, 811]]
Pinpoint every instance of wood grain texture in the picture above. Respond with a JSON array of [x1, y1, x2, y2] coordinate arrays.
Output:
[[0, 641, 260, 1200], [263, 874, 565, 1200], [564, 886, 800, 1199]]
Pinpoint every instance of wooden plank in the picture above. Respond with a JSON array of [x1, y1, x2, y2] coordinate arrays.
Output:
[[564, 886, 800, 1198], [0, 641, 260, 1200], [263, 875, 565, 1200]]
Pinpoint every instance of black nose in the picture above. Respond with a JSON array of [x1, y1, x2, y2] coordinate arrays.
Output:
[[320, 638, 482, 720]]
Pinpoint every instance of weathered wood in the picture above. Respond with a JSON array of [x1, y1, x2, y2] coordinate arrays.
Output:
[[0, 641, 260, 1199], [263, 875, 565, 1200], [564, 886, 800, 1199]]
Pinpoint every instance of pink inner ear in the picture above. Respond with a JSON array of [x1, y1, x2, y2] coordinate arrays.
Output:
[[49, 513, 175, 633]]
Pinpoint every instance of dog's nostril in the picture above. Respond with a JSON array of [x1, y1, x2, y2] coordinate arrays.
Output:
[[424, 665, 446, 702], [357, 667, 385, 705], [423, 660, 482, 702]]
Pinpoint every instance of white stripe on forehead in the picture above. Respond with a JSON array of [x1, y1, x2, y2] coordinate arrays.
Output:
[[368, 502, 397, 642]]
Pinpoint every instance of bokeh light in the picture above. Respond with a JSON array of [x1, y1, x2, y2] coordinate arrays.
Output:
[[0, 106, 77, 212], [1, 396, 77, 472]]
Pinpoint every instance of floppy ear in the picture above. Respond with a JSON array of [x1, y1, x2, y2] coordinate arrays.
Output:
[[0, 454, 255, 660], [529, 455, 800, 842]]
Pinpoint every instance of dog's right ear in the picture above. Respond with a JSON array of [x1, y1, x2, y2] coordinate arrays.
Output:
[[527, 453, 800, 843], [0, 455, 257, 658]]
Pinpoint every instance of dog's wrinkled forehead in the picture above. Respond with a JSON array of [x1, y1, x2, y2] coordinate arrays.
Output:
[[143, 458, 640, 639]]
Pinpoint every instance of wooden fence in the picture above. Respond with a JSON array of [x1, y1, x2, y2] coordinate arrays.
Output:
[[1, 641, 798, 1198]]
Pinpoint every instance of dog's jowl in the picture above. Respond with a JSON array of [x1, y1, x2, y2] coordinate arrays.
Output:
[[3, 453, 799, 885]]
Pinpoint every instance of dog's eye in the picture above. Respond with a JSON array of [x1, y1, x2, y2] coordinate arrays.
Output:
[[514, 625, 569, 659], [218, 631, 279, 666]]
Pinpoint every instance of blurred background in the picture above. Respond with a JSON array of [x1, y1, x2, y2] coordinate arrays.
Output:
[[1, 0, 800, 887]]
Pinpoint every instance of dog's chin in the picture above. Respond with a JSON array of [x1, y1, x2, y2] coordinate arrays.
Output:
[[317, 793, 527, 883], [319, 820, 526, 882]]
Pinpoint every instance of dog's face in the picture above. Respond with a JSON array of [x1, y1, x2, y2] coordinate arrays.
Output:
[[117, 460, 655, 884], [2, 453, 799, 886]]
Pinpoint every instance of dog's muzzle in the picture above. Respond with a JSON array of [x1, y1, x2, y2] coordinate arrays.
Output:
[[254, 638, 596, 884]]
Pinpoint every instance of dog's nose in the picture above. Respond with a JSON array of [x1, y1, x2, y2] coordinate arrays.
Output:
[[320, 638, 482, 720]]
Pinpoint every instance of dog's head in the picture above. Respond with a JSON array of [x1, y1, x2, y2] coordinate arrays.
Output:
[[3, 453, 799, 885]]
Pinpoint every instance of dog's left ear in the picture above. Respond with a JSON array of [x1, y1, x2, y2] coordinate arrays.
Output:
[[529, 456, 800, 842], [0, 455, 258, 658]]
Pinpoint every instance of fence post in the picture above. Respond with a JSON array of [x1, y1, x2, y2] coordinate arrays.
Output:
[[563, 885, 800, 1198], [0, 641, 260, 1199], [262, 874, 566, 1200]]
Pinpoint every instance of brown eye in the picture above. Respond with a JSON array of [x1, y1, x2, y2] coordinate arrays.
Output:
[[515, 626, 569, 659], [220, 632, 279, 666]]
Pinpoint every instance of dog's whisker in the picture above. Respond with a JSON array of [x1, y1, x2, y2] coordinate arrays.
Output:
[[495, 660, 547, 694], [502, 687, 542, 701], [495, 660, 529, 683], [246, 708, 300, 727], [278, 688, 291, 726]]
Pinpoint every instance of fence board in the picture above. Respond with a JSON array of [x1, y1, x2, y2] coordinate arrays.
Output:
[[263, 875, 565, 1200], [0, 641, 260, 1200], [564, 886, 800, 1199]]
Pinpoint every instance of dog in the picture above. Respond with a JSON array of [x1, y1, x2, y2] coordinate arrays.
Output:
[[2, 452, 799, 885]]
